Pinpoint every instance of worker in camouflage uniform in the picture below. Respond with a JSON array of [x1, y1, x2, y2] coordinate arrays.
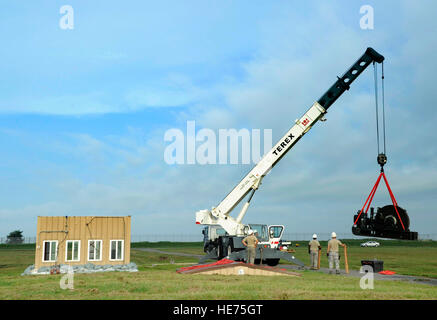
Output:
[[242, 230, 259, 264], [327, 232, 346, 274], [308, 234, 321, 269]]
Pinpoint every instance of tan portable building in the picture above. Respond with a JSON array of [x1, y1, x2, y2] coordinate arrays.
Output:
[[35, 216, 131, 270]]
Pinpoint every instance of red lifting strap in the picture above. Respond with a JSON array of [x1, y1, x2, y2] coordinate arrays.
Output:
[[354, 171, 406, 231]]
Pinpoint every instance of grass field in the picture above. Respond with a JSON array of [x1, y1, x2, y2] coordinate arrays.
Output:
[[0, 240, 437, 300]]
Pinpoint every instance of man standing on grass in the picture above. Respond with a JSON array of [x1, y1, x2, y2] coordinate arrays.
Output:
[[242, 230, 258, 264], [327, 232, 346, 274], [308, 234, 321, 270]]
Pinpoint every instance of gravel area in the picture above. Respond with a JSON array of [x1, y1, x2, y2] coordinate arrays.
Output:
[[21, 262, 138, 275]]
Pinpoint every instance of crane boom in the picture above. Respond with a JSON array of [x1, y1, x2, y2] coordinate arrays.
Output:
[[196, 47, 385, 237]]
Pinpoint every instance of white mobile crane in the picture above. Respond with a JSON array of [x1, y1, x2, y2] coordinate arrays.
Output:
[[196, 48, 385, 266]]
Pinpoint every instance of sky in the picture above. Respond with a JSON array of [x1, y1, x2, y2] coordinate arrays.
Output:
[[1, 0, 436, 239]]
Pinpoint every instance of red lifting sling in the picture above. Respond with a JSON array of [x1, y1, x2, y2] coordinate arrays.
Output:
[[354, 169, 405, 231]]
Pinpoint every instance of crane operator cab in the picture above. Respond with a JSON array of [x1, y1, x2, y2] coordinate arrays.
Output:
[[202, 224, 285, 263], [244, 224, 284, 249]]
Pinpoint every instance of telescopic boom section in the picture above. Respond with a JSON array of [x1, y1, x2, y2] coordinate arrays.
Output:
[[196, 48, 385, 235], [318, 48, 384, 111]]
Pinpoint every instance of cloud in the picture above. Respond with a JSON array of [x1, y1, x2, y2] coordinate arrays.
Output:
[[1, 1, 437, 238], [0, 92, 119, 115], [124, 75, 205, 109], [0, 74, 211, 115]]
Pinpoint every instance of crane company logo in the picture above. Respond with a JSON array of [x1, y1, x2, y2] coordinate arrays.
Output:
[[272, 133, 294, 156], [164, 121, 272, 165]]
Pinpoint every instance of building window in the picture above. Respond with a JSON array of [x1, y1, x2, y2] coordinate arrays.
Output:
[[88, 240, 102, 261], [65, 240, 80, 262], [110, 240, 124, 261], [43, 240, 58, 262]]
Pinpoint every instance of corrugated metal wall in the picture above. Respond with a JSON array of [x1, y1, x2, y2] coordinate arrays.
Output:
[[35, 216, 131, 269]]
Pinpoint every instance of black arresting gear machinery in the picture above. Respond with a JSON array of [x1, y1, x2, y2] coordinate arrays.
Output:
[[352, 158, 418, 241], [353, 205, 418, 240], [352, 58, 417, 240], [351, 154, 418, 240]]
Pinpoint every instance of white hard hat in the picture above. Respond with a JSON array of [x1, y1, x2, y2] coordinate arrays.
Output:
[[331, 232, 337, 238], [312, 234, 317, 239], [248, 230, 254, 235]]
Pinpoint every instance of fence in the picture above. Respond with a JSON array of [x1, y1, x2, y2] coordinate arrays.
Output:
[[131, 233, 437, 242], [282, 232, 359, 241], [2, 233, 436, 245], [131, 234, 203, 242], [284, 233, 437, 241]]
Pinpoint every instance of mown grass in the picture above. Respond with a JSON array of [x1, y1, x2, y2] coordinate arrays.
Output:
[[0, 243, 35, 250], [0, 241, 436, 300], [289, 240, 437, 279], [133, 240, 437, 279]]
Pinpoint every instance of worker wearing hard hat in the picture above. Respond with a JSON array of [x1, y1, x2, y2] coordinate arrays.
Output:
[[327, 232, 346, 274], [308, 234, 321, 270], [242, 230, 259, 264]]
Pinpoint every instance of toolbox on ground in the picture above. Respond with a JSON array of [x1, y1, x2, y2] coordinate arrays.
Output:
[[361, 260, 384, 273]]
